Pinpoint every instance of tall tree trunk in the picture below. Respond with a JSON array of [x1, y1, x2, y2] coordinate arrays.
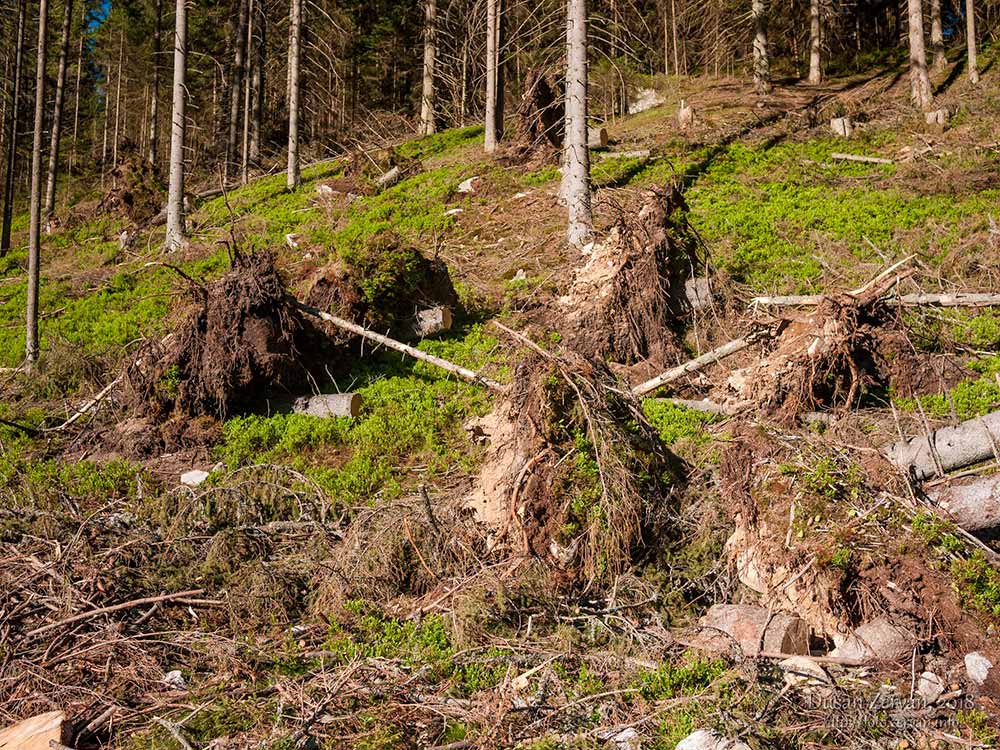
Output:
[[25, 0, 49, 367], [165, 0, 188, 251], [419, 0, 436, 136], [112, 30, 124, 172], [225, 0, 249, 183], [808, 0, 822, 83], [249, 0, 264, 161], [71, 3, 83, 173], [43, 0, 73, 225], [929, 0, 945, 71], [671, 0, 680, 75], [967, 0, 979, 84], [752, 0, 770, 94], [287, 0, 301, 190], [907, 0, 933, 109], [149, 0, 162, 165], [1, 0, 26, 254], [241, 0, 253, 183], [563, 0, 592, 248], [484, 0, 500, 153]]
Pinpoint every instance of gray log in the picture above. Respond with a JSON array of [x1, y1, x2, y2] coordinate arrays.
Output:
[[928, 473, 1000, 530], [883, 409, 1000, 480], [375, 165, 401, 190], [405, 306, 453, 339], [830, 116, 853, 138], [292, 393, 362, 418]]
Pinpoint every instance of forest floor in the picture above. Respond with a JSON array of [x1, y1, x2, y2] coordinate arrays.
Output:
[[3, 48, 1000, 750]]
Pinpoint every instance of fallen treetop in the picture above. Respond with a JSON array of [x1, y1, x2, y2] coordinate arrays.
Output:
[[292, 299, 503, 392]]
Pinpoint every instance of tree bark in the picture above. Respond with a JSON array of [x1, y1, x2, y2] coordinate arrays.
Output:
[[225, 0, 250, 183], [43, 0, 74, 224], [808, 0, 822, 83], [752, 0, 770, 94], [419, 0, 436, 136], [249, 0, 265, 162], [484, 0, 500, 153], [241, 0, 254, 184], [25, 0, 49, 367], [967, 0, 979, 84], [149, 0, 162, 165], [0, 0, 26, 254], [671, 0, 680, 76], [287, 0, 302, 190], [928, 475, 1000, 531], [907, 0, 933, 109], [71, 6, 82, 172], [929, 0, 946, 72], [165, 0, 188, 251], [563, 0, 592, 248], [884, 409, 1000, 480], [112, 30, 124, 171]]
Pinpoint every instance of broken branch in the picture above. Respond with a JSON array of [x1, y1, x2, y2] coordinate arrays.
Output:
[[25, 589, 207, 639], [753, 292, 1000, 308], [830, 152, 894, 165], [631, 337, 750, 396]]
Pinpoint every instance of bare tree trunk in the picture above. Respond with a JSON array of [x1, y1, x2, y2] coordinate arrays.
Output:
[[1, 0, 26, 254], [165, 0, 188, 251], [149, 0, 162, 165], [43, 0, 73, 225], [484, 0, 499, 153], [419, 0, 436, 136], [929, 0, 946, 71], [662, 0, 669, 74], [752, 0, 770, 94], [25, 0, 49, 367], [225, 0, 249, 183], [112, 30, 124, 172], [671, 0, 680, 75], [249, 0, 264, 162], [967, 0, 980, 84], [808, 0, 822, 83], [287, 0, 301, 190], [907, 0, 933, 109], [71, 6, 83, 173], [241, 0, 253, 184], [563, 0, 592, 248]]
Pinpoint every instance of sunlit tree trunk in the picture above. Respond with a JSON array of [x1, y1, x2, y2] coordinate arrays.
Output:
[[420, 0, 436, 136], [908, 0, 933, 109], [752, 0, 770, 94], [112, 30, 124, 171], [149, 0, 162, 165], [1, 0, 26, 254], [808, 0, 822, 83], [165, 0, 188, 251], [241, 0, 254, 183], [249, 0, 265, 162], [563, 0, 592, 248], [225, 0, 249, 183], [26, 0, 49, 367], [287, 0, 301, 189], [484, 0, 500, 153], [967, 0, 979, 84], [43, 0, 74, 225]]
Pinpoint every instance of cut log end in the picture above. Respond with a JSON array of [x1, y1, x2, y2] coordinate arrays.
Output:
[[292, 392, 363, 418]]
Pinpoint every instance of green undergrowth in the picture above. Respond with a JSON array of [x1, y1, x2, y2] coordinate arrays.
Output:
[[642, 399, 717, 449], [395, 124, 484, 161], [217, 325, 500, 506]]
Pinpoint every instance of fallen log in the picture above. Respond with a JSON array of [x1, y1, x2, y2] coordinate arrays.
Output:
[[830, 152, 893, 165], [0, 711, 68, 750], [752, 292, 1000, 308], [927, 474, 1000, 530], [631, 337, 750, 396], [292, 392, 363, 418], [884, 409, 1000, 481], [291, 299, 503, 391]]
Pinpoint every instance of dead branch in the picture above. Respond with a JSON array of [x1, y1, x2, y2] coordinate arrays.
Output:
[[830, 152, 894, 165], [25, 589, 207, 639], [631, 337, 750, 396], [753, 292, 1000, 308]]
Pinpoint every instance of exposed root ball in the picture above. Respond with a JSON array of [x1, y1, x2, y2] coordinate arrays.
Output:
[[128, 250, 322, 419], [497, 68, 564, 167], [559, 185, 698, 371], [304, 230, 458, 339], [722, 297, 890, 417], [97, 143, 165, 224], [466, 354, 674, 582]]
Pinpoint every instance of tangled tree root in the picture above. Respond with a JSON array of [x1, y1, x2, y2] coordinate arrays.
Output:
[[126, 250, 325, 420], [497, 68, 564, 167], [467, 345, 675, 583], [97, 143, 165, 224], [558, 184, 700, 372]]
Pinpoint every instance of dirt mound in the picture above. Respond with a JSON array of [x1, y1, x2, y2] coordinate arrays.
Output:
[[466, 350, 675, 583], [126, 250, 324, 421], [497, 68, 564, 167], [304, 230, 458, 339], [96, 143, 165, 224], [558, 184, 699, 373]]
